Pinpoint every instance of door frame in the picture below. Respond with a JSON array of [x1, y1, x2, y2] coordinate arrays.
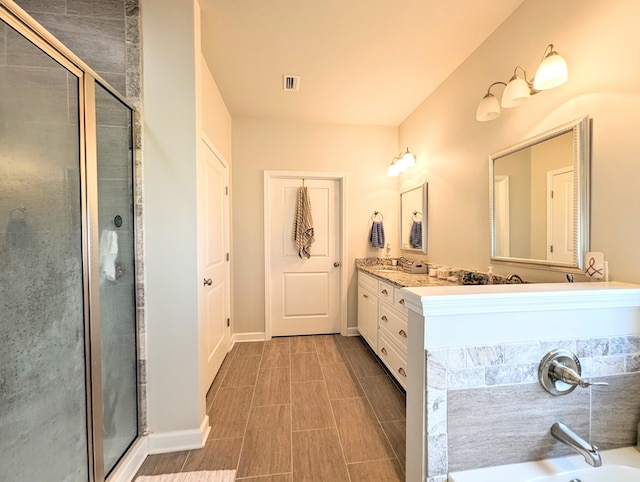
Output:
[[264, 170, 348, 340]]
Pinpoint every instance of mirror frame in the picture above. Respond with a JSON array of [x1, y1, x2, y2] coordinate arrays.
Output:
[[489, 116, 591, 270], [400, 182, 428, 254]]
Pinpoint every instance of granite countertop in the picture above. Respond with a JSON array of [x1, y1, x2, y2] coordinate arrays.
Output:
[[356, 261, 460, 288]]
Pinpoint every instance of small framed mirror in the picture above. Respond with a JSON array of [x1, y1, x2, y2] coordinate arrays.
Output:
[[489, 116, 590, 270], [400, 182, 428, 254]]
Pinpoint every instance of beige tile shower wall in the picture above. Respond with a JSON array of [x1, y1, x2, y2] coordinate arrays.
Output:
[[424, 336, 640, 477]]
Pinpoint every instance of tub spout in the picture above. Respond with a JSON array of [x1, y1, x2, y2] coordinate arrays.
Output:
[[550, 422, 602, 467]]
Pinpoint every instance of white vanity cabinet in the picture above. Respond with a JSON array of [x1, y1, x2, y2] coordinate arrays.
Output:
[[357, 271, 408, 389], [357, 271, 379, 349]]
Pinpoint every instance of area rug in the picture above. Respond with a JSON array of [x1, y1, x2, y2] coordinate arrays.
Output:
[[136, 471, 236, 482]]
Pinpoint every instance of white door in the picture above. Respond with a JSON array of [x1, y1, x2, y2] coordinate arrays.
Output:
[[268, 177, 341, 336], [547, 167, 574, 263], [199, 139, 231, 389]]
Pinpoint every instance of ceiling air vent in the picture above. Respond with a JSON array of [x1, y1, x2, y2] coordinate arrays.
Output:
[[282, 75, 300, 91]]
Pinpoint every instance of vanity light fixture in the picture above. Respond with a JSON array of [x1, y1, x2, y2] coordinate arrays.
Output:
[[387, 148, 416, 177], [476, 43, 568, 122]]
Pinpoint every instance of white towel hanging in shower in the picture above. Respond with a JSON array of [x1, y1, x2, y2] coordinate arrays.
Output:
[[100, 229, 119, 282]]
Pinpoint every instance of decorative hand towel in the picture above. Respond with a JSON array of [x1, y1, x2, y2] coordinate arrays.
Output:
[[409, 220, 422, 248], [370, 221, 385, 248], [100, 229, 119, 282], [292, 186, 315, 258]]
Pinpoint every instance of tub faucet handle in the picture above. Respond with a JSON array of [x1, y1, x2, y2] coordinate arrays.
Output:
[[539, 349, 608, 396], [550, 361, 609, 388]]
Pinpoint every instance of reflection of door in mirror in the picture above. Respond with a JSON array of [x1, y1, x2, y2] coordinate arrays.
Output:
[[547, 167, 574, 263], [493, 131, 574, 261], [494, 176, 510, 257], [490, 116, 590, 270]]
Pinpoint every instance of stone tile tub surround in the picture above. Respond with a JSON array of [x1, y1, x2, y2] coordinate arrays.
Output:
[[425, 336, 640, 478], [401, 281, 640, 482]]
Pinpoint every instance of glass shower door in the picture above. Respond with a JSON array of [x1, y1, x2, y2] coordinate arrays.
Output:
[[94, 82, 138, 475], [0, 20, 89, 482]]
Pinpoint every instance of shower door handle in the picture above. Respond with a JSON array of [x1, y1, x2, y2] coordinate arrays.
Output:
[[203, 278, 213, 286]]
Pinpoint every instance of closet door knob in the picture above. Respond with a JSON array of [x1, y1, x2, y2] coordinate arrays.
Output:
[[203, 278, 213, 286], [334, 261, 340, 267]]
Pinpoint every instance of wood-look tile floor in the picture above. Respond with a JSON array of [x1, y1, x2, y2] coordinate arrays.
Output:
[[136, 335, 406, 481]]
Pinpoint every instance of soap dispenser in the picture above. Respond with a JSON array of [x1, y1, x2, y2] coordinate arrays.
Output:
[[487, 266, 495, 285]]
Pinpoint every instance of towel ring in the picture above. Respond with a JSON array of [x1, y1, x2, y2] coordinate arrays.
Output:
[[412, 211, 422, 222], [10, 207, 26, 219], [372, 211, 383, 222]]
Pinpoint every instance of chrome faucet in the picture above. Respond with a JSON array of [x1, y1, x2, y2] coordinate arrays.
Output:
[[506, 273, 524, 283], [550, 422, 602, 467]]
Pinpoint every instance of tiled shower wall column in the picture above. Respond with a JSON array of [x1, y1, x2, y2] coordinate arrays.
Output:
[[15, 0, 146, 431], [424, 336, 640, 479]]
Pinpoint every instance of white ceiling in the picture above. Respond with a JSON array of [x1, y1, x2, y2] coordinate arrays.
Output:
[[200, 0, 525, 126]]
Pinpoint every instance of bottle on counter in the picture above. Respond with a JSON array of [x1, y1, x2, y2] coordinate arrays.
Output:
[[487, 266, 495, 285]]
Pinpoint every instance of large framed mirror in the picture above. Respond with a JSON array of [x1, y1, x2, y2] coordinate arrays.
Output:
[[400, 182, 428, 254], [489, 116, 590, 270]]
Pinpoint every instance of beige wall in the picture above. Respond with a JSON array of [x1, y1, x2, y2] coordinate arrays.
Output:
[[201, 54, 232, 162], [142, 0, 233, 435], [142, 0, 202, 432], [232, 119, 398, 334], [399, 0, 640, 283]]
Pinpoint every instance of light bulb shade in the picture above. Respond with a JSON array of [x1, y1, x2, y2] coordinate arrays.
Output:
[[387, 162, 399, 177], [501, 76, 530, 108], [476, 93, 500, 121], [533, 51, 568, 90], [401, 149, 416, 168]]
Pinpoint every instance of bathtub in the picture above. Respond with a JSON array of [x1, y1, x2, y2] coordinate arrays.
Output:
[[448, 446, 640, 482]]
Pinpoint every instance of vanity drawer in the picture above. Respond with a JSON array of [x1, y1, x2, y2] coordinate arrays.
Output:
[[393, 287, 408, 314], [378, 331, 407, 389], [379, 302, 408, 353], [359, 271, 378, 293], [378, 280, 395, 304]]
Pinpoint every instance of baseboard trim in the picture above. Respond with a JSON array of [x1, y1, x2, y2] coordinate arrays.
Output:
[[346, 326, 360, 336], [106, 436, 148, 482], [232, 332, 267, 342], [147, 415, 210, 455]]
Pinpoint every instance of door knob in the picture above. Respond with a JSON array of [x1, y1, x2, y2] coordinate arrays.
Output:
[[203, 278, 213, 286], [334, 261, 340, 267]]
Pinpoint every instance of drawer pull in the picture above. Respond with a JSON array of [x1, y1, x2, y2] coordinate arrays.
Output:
[[398, 298, 405, 305], [381, 347, 388, 355], [363, 294, 369, 299], [381, 315, 388, 322], [398, 329, 407, 338], [381, 289, 389, 295], [398, 367, 407, 377]]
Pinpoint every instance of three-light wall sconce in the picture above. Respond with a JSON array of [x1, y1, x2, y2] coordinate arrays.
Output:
[[387, 147, 416, 177], [476, 43, 568, 122]]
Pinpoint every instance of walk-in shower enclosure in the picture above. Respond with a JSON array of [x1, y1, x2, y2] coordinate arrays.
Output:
[[0, 2, 139, 480]]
